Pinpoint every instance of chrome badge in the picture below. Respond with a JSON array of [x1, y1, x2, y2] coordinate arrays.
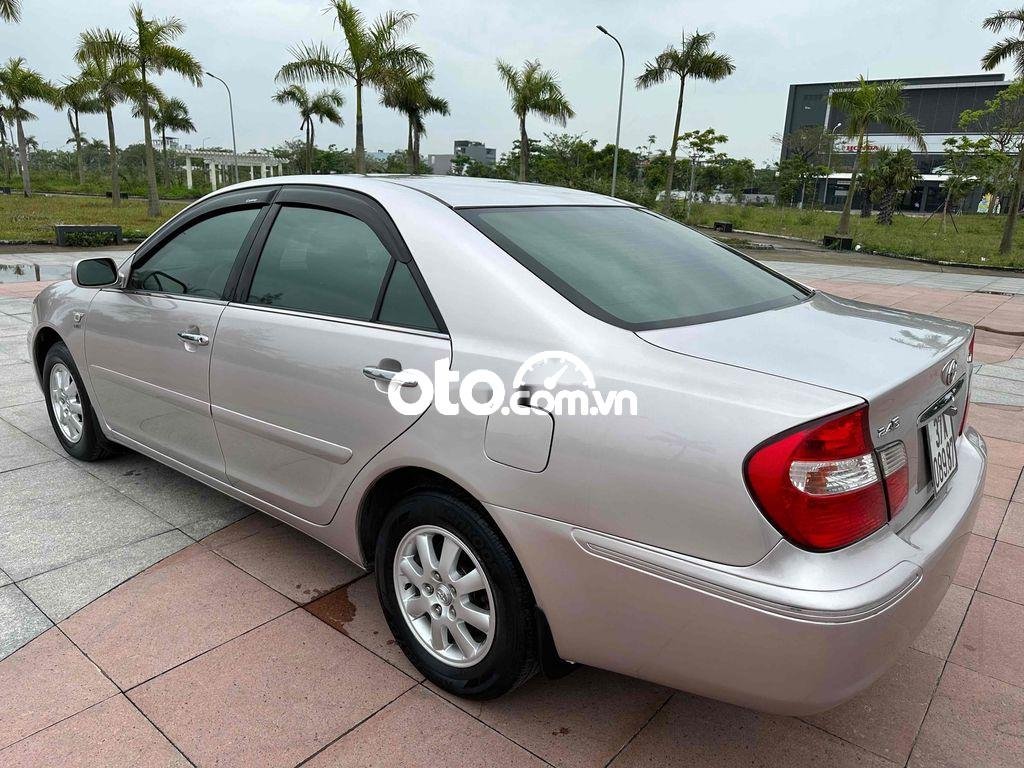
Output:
[[877, 416, 901, 437], [940, 358, 959, 387]]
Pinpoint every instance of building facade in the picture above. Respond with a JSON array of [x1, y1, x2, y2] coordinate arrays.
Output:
[[781, 73, 1008, 212], [430, 139, 497, 175]]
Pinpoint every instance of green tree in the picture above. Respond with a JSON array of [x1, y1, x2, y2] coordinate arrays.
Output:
[[677, 127, 727, 213], [58, 75, 102, 185], [872, 148, 919, 225], [382, 69, 448, 173], [79, 2, 203, 216], [0, 57, 58, 196], [134, 95, 195, 184], [277, 0, 429, 174], [273, 84, 345, 173], [495, 59, 574, 182], [0, 0, 20, 23], [75, 42, 144, 206], [828, 76, 925, 235], [635, 30, 735, 214]]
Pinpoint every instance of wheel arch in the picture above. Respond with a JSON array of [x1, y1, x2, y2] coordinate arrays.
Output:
[[32, 325, 64, 380]]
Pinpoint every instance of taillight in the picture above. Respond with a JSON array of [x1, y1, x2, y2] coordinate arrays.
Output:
[[960, 330, 975, 435], [877, 441, 909, 515], [744, 406, 888, 551]]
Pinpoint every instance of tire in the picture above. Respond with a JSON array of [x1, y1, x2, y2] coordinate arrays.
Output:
[[42, 341, 119, 461], [375, 488, 538, 699]]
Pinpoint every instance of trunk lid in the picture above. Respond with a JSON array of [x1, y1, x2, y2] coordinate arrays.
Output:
[[639, 291, 974, 528]]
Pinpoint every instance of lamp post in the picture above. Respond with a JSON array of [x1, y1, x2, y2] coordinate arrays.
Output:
[[206, 71, 239, 184], [822, 122, 842, 207], [597, 25, 624, 198]]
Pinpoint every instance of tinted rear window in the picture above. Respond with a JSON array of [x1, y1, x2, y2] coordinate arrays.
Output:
[[461, 206, 808, 329]]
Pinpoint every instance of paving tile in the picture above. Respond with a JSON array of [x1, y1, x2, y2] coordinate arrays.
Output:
[[950, 592, 1024, 687], [216, 523, 364, 603], [0, 586, 52, 661], [964, 405, 1024, 445], [18, 530, 192, 622], [306, 575, 420, 678], [0, 419, 57, 473], [81, 452, 251, 536], [974, 495, 1010, 538], [305, 685, 544, 768], [0, 487, 172, 582], [129, 609, 414, 768], [0, 402, 60, 452], [954, 533, 994, 589], [984, 436, 1024, 470], [62, 545, 294, 689], [0, 459, 108, 513], [447, 667, 672, 768], [804, 648, 943, 763], [0, 695, 189, 768], [0, 364, 41, 408], [198, 510, 281, 550], [608, 692, 892, 768], [909, 662, 1024, 768], [912, 583, 974, 659], [979, 541, 1024, 605], [998, 501, 1024, 546], [983, 463, 1021, 500], [0, 628, 117, 749], [0, 569, 9, 588]]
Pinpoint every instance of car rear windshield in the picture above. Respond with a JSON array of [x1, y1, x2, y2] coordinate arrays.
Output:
[[460, 206, 809, 330]]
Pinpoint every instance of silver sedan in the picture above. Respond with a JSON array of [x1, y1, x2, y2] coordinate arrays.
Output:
[[28, 176, 985, 714]]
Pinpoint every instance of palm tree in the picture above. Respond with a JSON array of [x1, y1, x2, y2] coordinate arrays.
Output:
[[0, 58, 58, 196], [828, 77, 925, 236], [58, 75, 102, 185], [0, 104, 14, 183], [0, 0, 20, 23], [495, 59, 574, 182], [272, 84, 344, 173], [382, 69, 448, 173], [873, 148, 919, 226], [635, 31, 735, 214], [79, 2, 202, 216], [276, 0, 429, 173], [135, 95, 195, 184], [75, 41, 146, 207], [981, 8, 1024, 254]]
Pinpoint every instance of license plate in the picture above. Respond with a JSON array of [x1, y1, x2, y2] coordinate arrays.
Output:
[[925, 412, 957, 493]]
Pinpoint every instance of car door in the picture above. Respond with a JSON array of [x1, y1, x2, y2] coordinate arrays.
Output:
[[84, 188, 276, 478], [209, 186, 451, 524]]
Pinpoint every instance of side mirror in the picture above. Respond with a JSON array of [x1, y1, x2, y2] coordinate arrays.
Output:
[[72, 257, 119, 288]]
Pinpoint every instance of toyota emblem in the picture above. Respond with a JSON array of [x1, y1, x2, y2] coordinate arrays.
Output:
[[940, 358, 959, 386]]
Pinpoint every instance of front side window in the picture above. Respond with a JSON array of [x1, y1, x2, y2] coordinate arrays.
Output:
[[461, 206, 809, 329], [129, 208, 260, 298], [247, 206, 391, 320]]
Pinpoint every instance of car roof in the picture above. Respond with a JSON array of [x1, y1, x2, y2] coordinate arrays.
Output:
[[220, 174, 632, 209]]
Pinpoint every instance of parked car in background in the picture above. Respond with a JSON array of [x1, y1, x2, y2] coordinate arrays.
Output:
[[29, 176, 984, 713]]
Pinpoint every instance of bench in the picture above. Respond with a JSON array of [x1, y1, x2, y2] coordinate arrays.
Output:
[[54, 224, 123, 247], [822, 234, 853, 251], [713, 221, 733, 232]]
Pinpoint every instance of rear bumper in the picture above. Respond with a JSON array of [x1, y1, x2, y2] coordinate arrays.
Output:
[[488, 427, 986, 715]]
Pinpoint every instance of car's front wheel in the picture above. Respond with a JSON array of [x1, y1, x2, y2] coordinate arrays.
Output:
[[375, 488, 538, 698], [42, 342, 118, 461]]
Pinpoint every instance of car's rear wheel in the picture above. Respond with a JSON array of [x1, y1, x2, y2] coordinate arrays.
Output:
[[42, 342, 118, 461], [375, 488, 538, 698]]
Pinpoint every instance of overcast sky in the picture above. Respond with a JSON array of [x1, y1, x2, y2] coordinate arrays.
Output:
[[1, 0, 1013, 166]]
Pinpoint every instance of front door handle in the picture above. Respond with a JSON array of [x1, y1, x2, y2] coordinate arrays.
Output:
[[362, 366, 417, 387], [177, 330, 209, 346]]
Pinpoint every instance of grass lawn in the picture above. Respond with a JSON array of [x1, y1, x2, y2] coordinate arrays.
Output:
[[685, 203, 1024, 270], [0, 194, 188, 243]]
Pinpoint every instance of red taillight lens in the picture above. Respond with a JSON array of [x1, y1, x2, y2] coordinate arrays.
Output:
[[960, 330, 975, 436], [745, 406, 888, 551], [877, 441, 909, 515]]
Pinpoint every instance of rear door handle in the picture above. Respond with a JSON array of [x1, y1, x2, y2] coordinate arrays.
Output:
[[177, 330, 209, 346], [362, 366, 417, 387]]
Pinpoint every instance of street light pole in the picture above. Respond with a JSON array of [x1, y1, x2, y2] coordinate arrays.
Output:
[[597, 25, 624, 198], [206, 71, 239, 184], [822, 122, 842, 207]]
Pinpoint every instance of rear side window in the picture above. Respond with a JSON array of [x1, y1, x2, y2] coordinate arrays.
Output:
[[461, 206, 808, 329], [247, 206, 391, 320], [129, 208, 259, 298], [378, 261, 438, 331]]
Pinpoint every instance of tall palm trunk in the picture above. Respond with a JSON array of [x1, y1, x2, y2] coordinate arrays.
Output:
[[308, 122, 315, 173], [161, 127, 169, 186], [69, 110, 84, 185], [140, 69, 160, 217], [998, 148, 1024, 256], [354, 80, 364, 173], [406, 117, 414, 174], [0, 122, 11, 185], [518, 113, 528, 181], [105, 106, 120, 207], [413, 130, 421, 175], [15, 115, 29, 197], [837, 133, 865, 235], [662, 77, 686, 215]]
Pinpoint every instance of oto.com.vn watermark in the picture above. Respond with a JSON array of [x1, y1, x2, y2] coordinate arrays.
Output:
[[382, 351, 638, 417]]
